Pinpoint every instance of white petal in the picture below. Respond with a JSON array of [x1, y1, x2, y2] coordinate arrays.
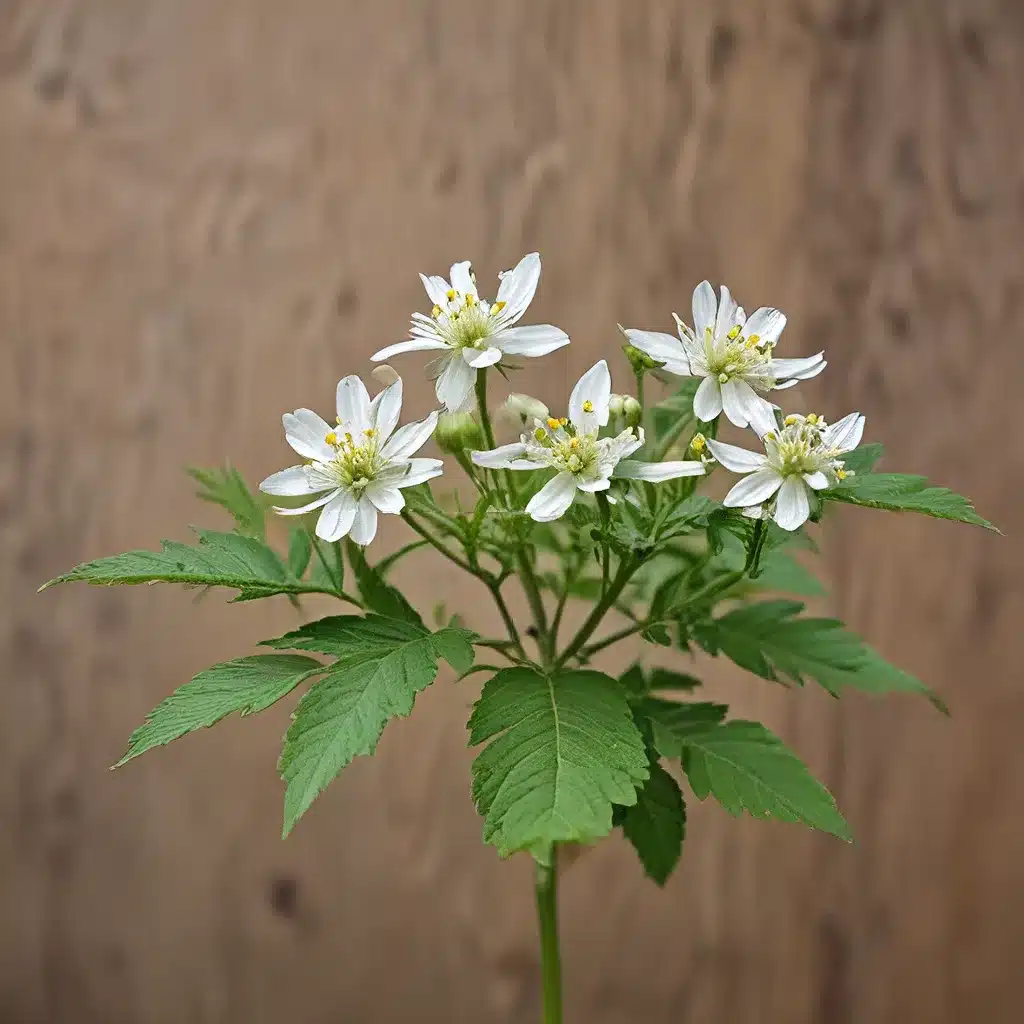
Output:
[[369, 378, 403, 442], [723, 468, 785, 507], [576, 477, 612, 493], [804, 471, 830, 490], [569, 359, 612, 434], [259, 465, 318, 496], [705, 438, 769, 473], [336, 375, 372, 433], [273, 491, 337, 516], [380, 457, 445, 489], [381, 410, 440, 461], [366, 484, 405, 515], [692, 375, 723, 421], [721, 377, 761, 428], [769, 353, 826, 381], [372, 338, 449, 361], [495, 252, 541, 326], [623, 329, 691, 375], [434, 354, 476, 412], [742, 306, 788, 346], [692, 281, 718, 338], [348, 498, 379, 546], [471, 442, 529, 469], [613, 460, 706, 482], [774, 476, 811, 532], [463, 345, 504, 368], [715, 285, 740, 339], [420, 273, 450, 307], [747, 398, 779, 438], [742, 504, 765, 519], [525, 471, 578, 522], [495, 324, 570, 358], [449, 261, 478, 298], [283, 409, 334, 461], [823, 412, 865, 452], [315, 490, 358, 540]]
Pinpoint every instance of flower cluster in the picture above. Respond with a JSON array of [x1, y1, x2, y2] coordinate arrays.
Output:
[[260, 255, 864, 540]]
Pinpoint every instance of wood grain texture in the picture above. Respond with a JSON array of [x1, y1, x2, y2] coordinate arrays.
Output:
[[2, 0, 1021, 1021]]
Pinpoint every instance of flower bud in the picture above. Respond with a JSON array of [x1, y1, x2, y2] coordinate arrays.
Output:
[[622, 343, 662, 372], [371, 364, 401, 387], [608, 394, 626, 418], [434, 412, 483, 455], [622, 396, 642, 428], [502, 393, 549, 426]]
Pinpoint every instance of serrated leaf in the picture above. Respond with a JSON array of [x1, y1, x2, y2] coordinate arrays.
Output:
[[651, 378, 700, 442], [41, 529, 330, 600], [274, 616, 475, 835], [346, 541, 423, 626], [710, 533, 826, 598], [826, 472, 996, 531], [308, 538, 344, 594], [693, 600, 942, 707], [679, 720, 850, 840], [287, 528, 313, 578], [622, 759, 686, 885], [468, 668, 649, 855], [840, 443, 884, 475], [187, 463, 266, 540], [641, 698, 729, 758], [116, 655, 324, 766]]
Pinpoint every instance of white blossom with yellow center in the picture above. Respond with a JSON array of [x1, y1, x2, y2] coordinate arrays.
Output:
[[471, 360, 706, 522], [706, 411, 865, 532], [624, 281, 826, 435], [259, 374, 442, 546], [371, 253, 570, 413]]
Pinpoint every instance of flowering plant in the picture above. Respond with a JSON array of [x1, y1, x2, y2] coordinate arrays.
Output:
[[42, 254, 995, 1023]]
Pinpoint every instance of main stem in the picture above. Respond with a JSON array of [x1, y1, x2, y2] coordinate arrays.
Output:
[[535, 852, 563, 1024]]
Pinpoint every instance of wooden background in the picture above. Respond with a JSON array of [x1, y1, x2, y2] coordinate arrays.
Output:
[[2, 1, 1022, 1021]]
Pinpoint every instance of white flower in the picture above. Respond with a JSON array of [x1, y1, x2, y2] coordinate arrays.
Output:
[[500, 393, 550, 428], [371, 253, 570, 413], [259, 374, 443, 546], [470, 360, 705, 522], [706, 411, 865, 532], [624, 281, 826, 436]]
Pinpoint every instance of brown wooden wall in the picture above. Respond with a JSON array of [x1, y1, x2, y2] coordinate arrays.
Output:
[[3, 1, 1022, 1021]]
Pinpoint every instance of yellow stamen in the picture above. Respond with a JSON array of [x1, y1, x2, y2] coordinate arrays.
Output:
[[535, 427, 547, 442], [764, 431, 776, 441], [365, 428, 376, 437], [336, 415, 342, 425], [324, 432, 337, 446], [717, 372, 729, 383], [727, 325, 741, 340], [465, 293, 476, 306], [582, 400, 594, 413], [837, 469, 847, 480], [431, 304, 441, 318], [345, 432, 353, 443], [492, 300, 506, 314], [570, 437, 580, 449], [559, 417, 568, 427], [784, 415, 799, 426], [446, 289, 456, 301], [747, 333, 761, 346], [806, 414, 819, 425], [547, 417, 561, 430]]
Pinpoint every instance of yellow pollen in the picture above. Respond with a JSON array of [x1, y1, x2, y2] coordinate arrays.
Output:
[[806, 414, 819, 425], [492, 300, 506, 314], [465, 293, 476, 306], [345, 432, 353, 443], [336, 415, 342, 425], [764, 431, 776, 441], [690, 433, 706, 453], [570, 437, 580, 449], [837, 469, 847, 480], [446, 289, 455, 301], [559, 417, 568, 427], [547, 417, 561, 430], [324, 432, 337, 446], [582, 400, 594, 413], [534, 427, 547, 442], [727, 325, 741, 340], [784, 415, 799, 426], [718, 372, 729, 383], [431, 304, 441, 318], [748, 333, 761, 346], [365, 428, 376, 437]]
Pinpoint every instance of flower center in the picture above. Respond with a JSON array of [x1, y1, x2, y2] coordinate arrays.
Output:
[[432, 290, 507, 350], [704, 326, 774, 385], [529, 418, 601, 476], [325, 429, 382, 490], [766, 415, 844, 478], [551, 434, 599, 475]]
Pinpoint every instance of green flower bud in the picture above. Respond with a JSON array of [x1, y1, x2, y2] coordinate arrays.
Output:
[[608, 394, 626, 418], [434, 412, 484, 455], [622, 343, 662, 372], [622, 396, 642, 428]]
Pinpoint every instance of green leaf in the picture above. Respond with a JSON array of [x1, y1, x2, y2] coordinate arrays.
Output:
[[273, 616, 475, 835], [346, 541, 423, 626], [648, 668, 703, 692], [641, 623, 672, 647], [287, 528, 313, 578], [826, 472, 996, 531], [840, 443, 884, 475], [308, 538, 344, 594], [187, 463, 266, 540], [693, 600, 942, 707], [678, 720, 850, 840], [116, 655, 323, 767], [41, 529, 330, 601], [469, 668, 649, 856], [651, 378, 700, 442], [641, 698, 729, 759], [622, 759, 686, 885]]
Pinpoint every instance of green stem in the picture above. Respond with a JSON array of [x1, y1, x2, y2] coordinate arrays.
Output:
[[518, 548, 553, 665], [580, 621, 647, 660], [535, 852, 563, 1024], [475, 368, 497, 450], [556, 558, 637, 669]]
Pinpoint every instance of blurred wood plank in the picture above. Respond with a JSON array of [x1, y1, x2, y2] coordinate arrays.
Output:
[[1, 0, 1021, 1021]]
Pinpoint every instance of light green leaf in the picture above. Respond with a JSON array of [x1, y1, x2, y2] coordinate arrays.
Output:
[[346, 540, 423, 626], [840, 443, 884, 475], [641, 698, 728, 759], [273, 616, 475, 834], [116, 654, 323, 767], [622, 759, 686, 885], [308, 538, 344, 594], [678, 720, 850, 840], [187, 463, 266, 540], [827, 472, 996, 531], [469, 668, 649, 855], [693, 599, 942, 707], [651, 378, 700, 442], [287, 528, 313, 578], [40, 529, 333, 601]]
